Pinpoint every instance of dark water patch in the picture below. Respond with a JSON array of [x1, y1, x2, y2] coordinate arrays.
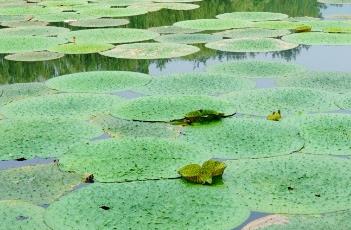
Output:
[[90, 133, 111, 142], [0, 157, 55, 170]]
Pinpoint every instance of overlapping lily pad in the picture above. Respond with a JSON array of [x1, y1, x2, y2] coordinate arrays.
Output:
[[127, 2, 200, 11], [0, 200, 49, 230], [174, 19, 252, 31], [136, 72, 255, 95], [284, 114, 351, 155], [216, 12, 288, 21], [0, 164, 81, 205], [282, 32, 351, 45], [205, 38, 299, 53], [110, 95, 234, 121], [48, 43, 114, 54], [213, 28, 291, 39], [207, 60, 307, 78], [222, 87, 339, 116], [0, 118, 102, 160], [337, 93, 351, 109], [58, 28, 159, 44], [100, 42, 200, 59], [317, 0, 351, 4], [277, 71, 351, 93], [68, 18, 129, 28], [148, 25, 202, 34], [34, 12, 98, 22], [224, 154, 351, 214], [46, 71, 152, 93], [182, 117, 304, 159], [1, 20, 48, 27], [0, 26, 70, 36], [154, 33, 222, 44], [1, 93, 125, 119], [5, 51, 64, 62], [77, 7, 147, 17], [254, 21, 310, 30], [59, 138, 210, 182], [45, 180, 250, 230]]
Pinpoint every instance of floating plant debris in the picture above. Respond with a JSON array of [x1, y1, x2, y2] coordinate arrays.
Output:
[[171, 109, 234, 125], [267, 110, 282, 121]]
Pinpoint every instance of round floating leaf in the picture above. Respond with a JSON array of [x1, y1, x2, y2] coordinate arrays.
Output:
[[277, 71, 351, 93], [224, 154, 351, 214], [299, 20, 351, 32], [5, 51, 64, 62], [91, 114, 180, 139], [77, 7, 147, 17], [0, 118, 102, 160], [46, 71, 152, 93], [0, 200, 49, 230], [154, 33, 222, 44], [181, 117, 304, 159], [100, 42, 200, 59], [58, 28, 159, 44], [1, 93, 125, 119], [34, 12, 98, 23], [48, 43, 114, 54], [68, 18, 129, 28], [136, 72, 255, 96], [59, 138, 210, 182], [1, 20, 48, 27], [111, 95, 234, 122], [338, 93, 351, 109], [207, 60, 307, 78], [0, 164, 81, 205], [0, 26, 70, 36], [254, 21, 310, 30], [148, 25, 202, 34], [213, 28, 291, 39], [0, 6, 58, 16], [285, 114, 351, 155], [127, 2, 199, 11], [0, 83, 54, 106], [222, 87, 339, 116], [174, 19, 253, 31], [94, 0, 153, 6], [45, 180, 250, 230], [0, 15, 31, 22], [318, 0, 351, 4], [282, 32, 351, 45], [216, 12, 288, 21], [205, 38, 298, 53], [0, 36, 67, 53]]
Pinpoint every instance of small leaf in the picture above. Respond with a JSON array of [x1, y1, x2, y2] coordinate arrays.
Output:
[[267, 110, 282, 121]]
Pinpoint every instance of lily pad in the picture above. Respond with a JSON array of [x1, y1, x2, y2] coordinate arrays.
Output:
[[127, 2, 200, 11], [1, 20, 48, 27], [100, 42, 200, 59], [77, 7, 147, 17], [318, 0, 351, 4], [48, 43, 114, 54], [45, 180, 250, 230], [254, 21, 310, 30], [58, 138, 210, 182], [216, 12, 288, 21], [0, 164, 81, 205], [222, 87, 338, 116], [174, 19, 252, 31], [58, 28, 159, 44], [282, 32, 351, 45], [207, 60, 307, 78], [0, 118, 102, 160], [154, 33, 222, 44], [182, 117, 303, 159], [225, 154, 351, 214], [338, 93, 351, 109], [205, 38, 299, 53], [1, 93, 125, 119], [5, 51, 64, 62], [0, 200, 49, 230], [136, 72, 255, 95], [0, 26, 70, 37], [46, 71, 152, 93], [34, 12, 98, 23], [213, 28, 291, 39], [148, 25, 202, 34], [110, 95, 234, 122], [277, 71, 351, 93], [68, 18, 129, 28]]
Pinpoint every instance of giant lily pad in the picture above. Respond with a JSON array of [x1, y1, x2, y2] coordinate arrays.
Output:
[[213, 28, 291, 39], [154, 33, 222, 44], [0, 164, 81, 205], [48, 43, 114, 54], [110, 95, 234, 122], [205, 38, 298, 53], [5, 51, 64, 62], [216, 12, 288, 21], [224, 154, 351, 214], [46, 71, 152, 93], [1, 93, 125, 119], [58, 28, 159, 44], [0, 36, 66, 53], [0, 118, 102, 160], [68, 18, 129, 28], [181, 117, 304, 159], [100, 42, 200, 59], [174, 19, 252, 31], [45, 180, 250, 230], [136, 72, 255, 95], [222, 87, 339, 116], [282, 32, 351, 45], [0, 200, 49, 230], [59, 138, 210, 182], [277, 71, 351, 93], [207, 60, 307, 78]]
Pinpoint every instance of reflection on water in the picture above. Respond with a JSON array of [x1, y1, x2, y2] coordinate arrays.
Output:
[[0, 0, 349, 84]]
